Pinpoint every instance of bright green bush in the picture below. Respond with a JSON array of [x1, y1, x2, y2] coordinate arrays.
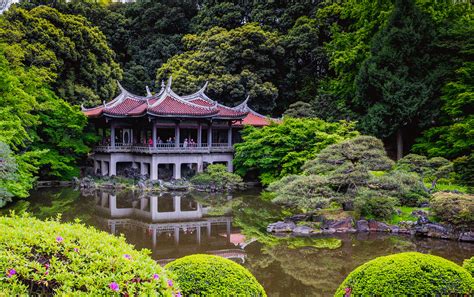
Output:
[[431, 192, 474, 227], [0, 215, 176, 296], [191, 164, 242, 191], [165, 254, 266, 296], [464, 257, 474, 276], [335, 252, 474, 296]]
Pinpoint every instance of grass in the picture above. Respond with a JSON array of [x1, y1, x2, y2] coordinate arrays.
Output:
[[387, 206, 437, 225], [425, 182, 469, 193]]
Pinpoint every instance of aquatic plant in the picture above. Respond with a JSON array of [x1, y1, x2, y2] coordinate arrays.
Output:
[[166, 254, 266, 296]]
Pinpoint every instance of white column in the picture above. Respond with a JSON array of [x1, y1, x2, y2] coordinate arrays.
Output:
[[196, 226, 201, 245], [174, 195, 181, 212], [109, 156, 116, 176], [227, 122, 232, 146], [173, 163, 181, 179], [227, 161, 234, 173], [175, 123, 180, 148], [197, 123, 202, 147], [207, 221, 211, 238], [152, 121, 157, 148], [150, 196, 158, 221], [140, 162, 147, 175], [174, 227, 180, 245], [207, 122, 212, 147], [151, 157, 158, 180], [110, 122, 116, 147], [152, 228, 157, 248]]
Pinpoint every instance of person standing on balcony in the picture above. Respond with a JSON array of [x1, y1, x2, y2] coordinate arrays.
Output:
[[148, 137, 153, 146]]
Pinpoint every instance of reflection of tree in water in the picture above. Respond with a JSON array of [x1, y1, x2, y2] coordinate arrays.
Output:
[[245, 234, 417, 296], [1, 188, 96, 223]]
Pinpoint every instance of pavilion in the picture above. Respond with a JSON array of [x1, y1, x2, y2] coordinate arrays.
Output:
[[82, 78, 273, 180]]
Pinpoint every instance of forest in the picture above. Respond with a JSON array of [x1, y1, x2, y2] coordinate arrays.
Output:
[[0, 0, 472, 206]]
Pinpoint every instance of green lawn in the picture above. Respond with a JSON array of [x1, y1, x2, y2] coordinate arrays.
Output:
[[388, 206, 436, 225]]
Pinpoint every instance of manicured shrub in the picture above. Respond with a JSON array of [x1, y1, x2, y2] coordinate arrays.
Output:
[[335, 252, 474, 296], [191, 164, 242, 191], [0, 215, 176, 296], [431, 192, 474, 227], [464, 257, 474, 276], [165, 254, 266, 296]]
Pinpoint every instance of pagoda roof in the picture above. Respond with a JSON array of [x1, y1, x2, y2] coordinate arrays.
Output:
[[82, 79, 277, 126]]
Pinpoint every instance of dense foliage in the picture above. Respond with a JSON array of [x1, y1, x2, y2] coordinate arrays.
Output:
[[0, 6, 122, 106], [165, 254, 266, 296], [0, 42, 93, 204], [431, 192, 474, 227], [234, 118, 358, 185], [465, 257, 474, 276], [335, 252, 474, 296], [190, 164, 242, 191], [0, 215, 176, 295]]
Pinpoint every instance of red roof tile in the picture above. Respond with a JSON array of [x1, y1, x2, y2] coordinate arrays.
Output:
[[148, 96, 218, 117], [187, 97, 248, 118]]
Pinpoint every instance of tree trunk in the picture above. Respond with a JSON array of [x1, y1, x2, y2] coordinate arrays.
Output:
[[396, 128, 403, 160]]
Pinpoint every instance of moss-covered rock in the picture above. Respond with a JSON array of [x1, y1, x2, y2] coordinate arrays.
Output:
[[165, 254, 266, 296], [335, 252, 473, 296], [0, 215, 175, 296]]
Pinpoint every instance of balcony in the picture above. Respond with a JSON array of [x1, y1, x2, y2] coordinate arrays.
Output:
[[93, 143, 234, 154]]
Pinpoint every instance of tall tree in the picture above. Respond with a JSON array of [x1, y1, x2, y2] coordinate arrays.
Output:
[[353, 0, 445, 159], [0, 6, 122, 106], [157, 23, 284, 113]]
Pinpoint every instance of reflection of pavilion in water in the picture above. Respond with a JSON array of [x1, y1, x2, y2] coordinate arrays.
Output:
[[93, 191, 246, 262]]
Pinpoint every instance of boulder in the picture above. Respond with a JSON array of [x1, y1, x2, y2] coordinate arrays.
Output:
[[356, 220, 369, 232], [415, 223, 453, 239], [267, 221, 296, 233], [292, 226, 314, 235], [368, 220, 391, 232], [458, 231, 474, 242], [286, 214, 308, 223], [327, 217, 354, 232], [417, 216, 430, 224]]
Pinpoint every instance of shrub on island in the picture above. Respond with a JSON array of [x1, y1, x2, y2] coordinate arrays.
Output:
[[335, 252, 474, 296], [0, 215, 177, 296], [165, 254, 266, 296], [190, 164, 242, 191]]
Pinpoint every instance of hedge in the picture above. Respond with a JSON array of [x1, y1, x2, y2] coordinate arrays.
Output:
[[465, 256, 474, 276], [0, 215, 177, 296], [335, 252, 473, 296], [165, 254, 266, 296]]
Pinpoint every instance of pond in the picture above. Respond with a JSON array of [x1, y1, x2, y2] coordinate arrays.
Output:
[[3, 188, 473, 296]]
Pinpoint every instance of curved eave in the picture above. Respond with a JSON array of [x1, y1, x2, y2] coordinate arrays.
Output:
[[146, 111, 219, 118]]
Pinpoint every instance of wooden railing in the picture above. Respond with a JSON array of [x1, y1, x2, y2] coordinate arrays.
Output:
[[93, 143, 233, 154]]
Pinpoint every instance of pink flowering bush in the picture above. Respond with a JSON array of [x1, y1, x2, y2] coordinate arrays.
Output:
[[0, 214, 178, 296]]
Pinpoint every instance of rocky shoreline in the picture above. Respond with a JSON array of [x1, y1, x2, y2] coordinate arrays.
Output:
[[267, 213, 474, 243]]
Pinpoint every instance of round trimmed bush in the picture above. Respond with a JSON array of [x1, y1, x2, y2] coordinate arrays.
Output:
[[165, 254, 266, 296], [0, 215, 177, 296], [335, 252, 473, 296]]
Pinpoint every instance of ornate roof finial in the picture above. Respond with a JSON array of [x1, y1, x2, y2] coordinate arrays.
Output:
[[116, 80, 126, 93], [234, 95, 250, 111], [80, 103, 85, 111], [161, 80, 165, 89], [199, 81, 209, 94], [146, 86, 152, 97], [103, 100, 106, 107], [166, 76, 173, 91]]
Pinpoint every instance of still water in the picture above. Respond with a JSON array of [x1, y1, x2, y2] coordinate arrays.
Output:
[[3, 188, 473, 296]]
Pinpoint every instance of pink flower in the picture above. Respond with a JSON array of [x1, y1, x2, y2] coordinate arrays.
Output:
[[109, 282, 119, 292], [45, 270, 49, 276], [175, 292, 182, 297], [74, 248, 79, 252], [6, 269, 16, 278], [123, 254, 131, 260], [153, 274, 160, 280], [344, 287, 352, 296], [56, 236, 64, 243], [167, 279, 173, 287], [45, 264, 50, 269]]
